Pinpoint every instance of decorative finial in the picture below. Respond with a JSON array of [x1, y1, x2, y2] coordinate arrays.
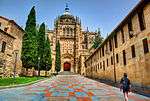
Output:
[[65, 3, 69, 11], [86, 27, 89, 32], [64, 2, 70, 15]]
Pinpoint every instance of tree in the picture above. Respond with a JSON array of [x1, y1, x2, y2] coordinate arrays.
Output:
[[93, 28, 103, 49], [21, 6, 38, 75], [44, 36, 52, 76], [55, 40, 61, 73], [37, 23, 46, 76]]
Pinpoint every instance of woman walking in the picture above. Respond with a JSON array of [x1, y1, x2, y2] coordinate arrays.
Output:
[[120, 73, 131, 101]]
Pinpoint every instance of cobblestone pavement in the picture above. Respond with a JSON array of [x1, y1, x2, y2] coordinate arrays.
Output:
[[0, 75, 149, 101]]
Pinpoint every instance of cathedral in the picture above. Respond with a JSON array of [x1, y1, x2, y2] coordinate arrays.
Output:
[[0, 4, 98, 77], [47, 4, 98, 74]]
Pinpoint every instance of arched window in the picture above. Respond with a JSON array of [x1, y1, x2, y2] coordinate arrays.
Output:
[[63, 28, 66, 35], [70, 28, 73, 36], [67, 27, 69, 36]]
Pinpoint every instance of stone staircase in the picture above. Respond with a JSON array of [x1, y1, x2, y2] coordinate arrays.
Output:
[[58, 71, 77, 75]]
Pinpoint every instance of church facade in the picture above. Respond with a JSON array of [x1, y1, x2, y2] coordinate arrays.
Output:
[[47, 5, 97, 74]]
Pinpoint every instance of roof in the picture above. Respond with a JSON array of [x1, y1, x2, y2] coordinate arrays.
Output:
[[59, 14, 75, 20], [0, 16, 25, 33], [0, 29, 16, 39], [82, 31, 97, 35], [47, 30, 54, 33], [85, 0, 149, 62]]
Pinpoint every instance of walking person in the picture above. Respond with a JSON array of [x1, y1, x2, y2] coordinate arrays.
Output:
[[120, 73, 131, 101]]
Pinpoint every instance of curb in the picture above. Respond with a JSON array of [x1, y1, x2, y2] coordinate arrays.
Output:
[[0, 77, 53, 90]]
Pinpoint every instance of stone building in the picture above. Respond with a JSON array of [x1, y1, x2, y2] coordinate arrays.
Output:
[[0, 16, 24, 77], [47, 4, 97, 74], [85, 0, 150, 88]]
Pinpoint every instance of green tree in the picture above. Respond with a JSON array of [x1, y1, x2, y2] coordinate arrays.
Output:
[[55, 40, 61, 73], [93, 28, 103, 49], [44, 36, 52, 76], [21, 6, 38, 75], [37, 23, 46, 76]]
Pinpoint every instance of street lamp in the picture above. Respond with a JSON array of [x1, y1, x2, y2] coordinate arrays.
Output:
[[13, 50, 19, 79], [45, 60, 48, 76], [38, 57, 40, 76]]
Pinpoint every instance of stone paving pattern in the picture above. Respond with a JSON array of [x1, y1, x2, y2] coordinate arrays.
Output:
[[0, 75, 149, 101]]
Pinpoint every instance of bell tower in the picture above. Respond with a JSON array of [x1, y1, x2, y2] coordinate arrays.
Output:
[[54, 3, 81, 72]]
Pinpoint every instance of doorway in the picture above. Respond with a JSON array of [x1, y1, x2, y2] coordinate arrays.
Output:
[[64, 62, 71, 71]]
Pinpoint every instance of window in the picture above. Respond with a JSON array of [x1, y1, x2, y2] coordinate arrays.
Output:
[[131, 45, 136, 58], [142, 38, 149, 54], [111, 56, 113, 65], [116, 54, 119, 63], [114, 34, 118, 48], [100, 62, 102, 69], [109, 40, 112, 51], [70, 28, 73, 36], [4, 27, 8, 32], [121, 28, 125, 43], [128, 19, 133, 38], [107, 59, 109, 66], [1, 41, 6, 53], [102, 46, 104, 56], [106, 42, 108, 52], [100, 49, 101, 58], [103, 61, 105, 71], [123, 50, 126, 65], [138, 9, 146, 31], [63, 28, 66, 35], [67, 28, 69, 35], [82, 45, 85, 49]]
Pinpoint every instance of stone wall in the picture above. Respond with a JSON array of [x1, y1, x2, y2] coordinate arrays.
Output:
[[0, 16, 24, 77], [0, 29, 15, 77], [85, 1, 150, 88]]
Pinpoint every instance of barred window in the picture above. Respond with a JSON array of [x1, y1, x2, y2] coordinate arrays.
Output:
[[123, 50, 126, 65], [131, 45, 136, 58], [128, 19, 133, 38], [138, 8, 146, 31], [114, 34, 118, 48], [1, 41, 6, 53], [121, 28, 125, 43], [116, 54, 119, 63], [103, 61, 105, 71], [142, 38, 149, 54]]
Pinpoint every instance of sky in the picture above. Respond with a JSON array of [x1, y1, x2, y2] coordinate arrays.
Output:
[[0, 0, 140, 38]]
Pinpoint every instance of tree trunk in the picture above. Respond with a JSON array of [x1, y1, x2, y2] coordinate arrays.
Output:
[[38, 70, 40, 77], [32, 69, 35, 76], [26, 68, 28, 76]]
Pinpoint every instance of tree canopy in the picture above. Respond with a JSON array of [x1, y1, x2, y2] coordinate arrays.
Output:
[[93, 28, 103, 49], [55, 40, 61, 73], [21, 6, 38, 69]]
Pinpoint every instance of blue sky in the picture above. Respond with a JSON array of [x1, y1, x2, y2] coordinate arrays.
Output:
[[0, 0, 140, 38]]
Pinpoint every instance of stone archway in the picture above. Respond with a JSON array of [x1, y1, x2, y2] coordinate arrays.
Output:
[[64, 62, 71, 71]]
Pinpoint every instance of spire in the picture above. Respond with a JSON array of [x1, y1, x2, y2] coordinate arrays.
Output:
[[86, 27, 89, 32], [64, 3, 70, 15]]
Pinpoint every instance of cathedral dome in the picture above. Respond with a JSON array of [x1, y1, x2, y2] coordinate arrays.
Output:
[[59, 14, 75, 20], [59, 3, 75, 21]]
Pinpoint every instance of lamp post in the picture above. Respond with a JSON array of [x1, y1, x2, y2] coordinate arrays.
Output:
[[13, 50, 19, 79], [45, 60, 48, 77], [38, 57, 40, 77], [112, 38, 117, 83]]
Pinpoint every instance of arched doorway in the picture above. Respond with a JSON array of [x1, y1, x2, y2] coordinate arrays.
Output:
[[64, 62, 71, 71]]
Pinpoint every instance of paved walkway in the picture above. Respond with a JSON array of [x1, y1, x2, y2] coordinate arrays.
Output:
[[0, 74, 149, 101]]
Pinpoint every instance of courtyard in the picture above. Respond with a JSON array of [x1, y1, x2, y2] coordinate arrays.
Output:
[[0, 73, 149, 101], [0, 0, 150, 101]]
